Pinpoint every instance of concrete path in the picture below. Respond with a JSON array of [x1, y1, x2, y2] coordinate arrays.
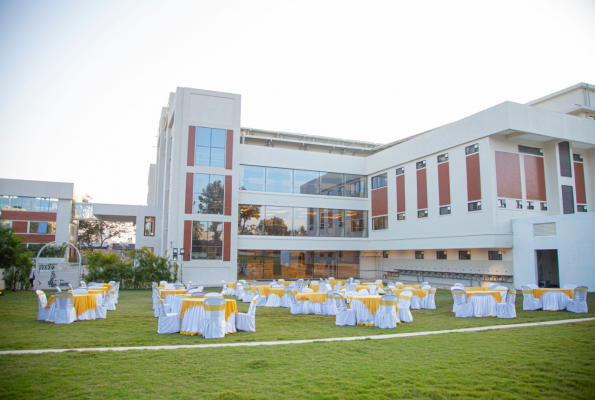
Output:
[[1, 317, 593, 356]]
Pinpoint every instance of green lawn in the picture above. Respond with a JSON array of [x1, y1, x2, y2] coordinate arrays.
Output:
[[1, 289, 594, 399], [0, 289, 593, 350]]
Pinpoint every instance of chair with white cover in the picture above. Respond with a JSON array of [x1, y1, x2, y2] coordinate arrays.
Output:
[[95, 290, 108, 319], [205, 292, 223, 297], [265, 289, 282, 307], [55, 286, 61, 292], [368, 284, 378, 295], [107, 288, 117, 311], [563, 284, 578, 290], [497, 289, 516, 319], [452, 289, 474, 318], [80, 281, 87, 288], [454, 283, 465, 289], [242, 284, 254, 303], [419, 285, 431, 308], [334, 294, 356, 326], [492, 286, 509, 303], [420, 282, 429, 287], [345, 284, 357, 293], [253, 288, 267, 307], [288, 292, 304, 315], [469, 293, 498, 317], [318, 283, 330, 293], [374, 294, 399, 329], [54, 293, 76, 324], [321, 291, 338, 316], [235, 283, 244, 299], [36, 290, 51, 321], [567, 286, 588, 313], [487, 283, 498, 289], [203, 297, 226, 339], [333, 282, 342, 291], [426, 287, 437, 309], [356, 289, 370, 296], [72, 288, 88, 294], [281, 288, 294, 308], [301, 288, 314, 293], [521, 286, 542, 310], [397, 291, 413, 323], [236, 295, 258, 332], [156, 298, 180, 334], [451, 285, 466, 311], [223, 282, 235, 295]]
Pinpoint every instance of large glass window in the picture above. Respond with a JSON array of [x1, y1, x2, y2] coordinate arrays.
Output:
[[320, 209, 344, 237], [195, 126, 226, 167], [372, 173, 387, 189], [266, 168, 292, 193], [239, 165, 266, 191], [320, 172, 344, 196], [0, 195, 58, 212], [293, 170, 320, 195], [193, 174, 224, 214], [263, 206, 292, 236], [345, 210, 368, 237], [345, 174, 367, 198], [29, 222, 56, 234], [237, 250, 263, 279], [191, 221, 224, 260], [292, 208, 309, 236], [144, 217, 155, 236], [238, 205, 263, 235]]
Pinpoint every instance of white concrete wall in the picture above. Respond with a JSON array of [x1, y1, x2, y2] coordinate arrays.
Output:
[[512, 212, 595, 289]]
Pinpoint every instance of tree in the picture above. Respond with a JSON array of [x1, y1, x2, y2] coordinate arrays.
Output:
[[77, 195, 135, 252], [197, 180, 224, 214], [0, 224, 33, 290], [238, 205, 261, 234]]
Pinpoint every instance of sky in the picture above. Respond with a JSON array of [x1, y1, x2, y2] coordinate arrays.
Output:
[[1, 0, 594, 205]]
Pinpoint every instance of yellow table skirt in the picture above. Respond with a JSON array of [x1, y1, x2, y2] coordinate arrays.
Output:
[[228, 282, 236, 289], [328, 279, 346, 286], [394, 284, 421, 289], [392, 288, 428, 298], [46, 294, 97, 317], [466, 287, 490, 291], [295, 293, 327, 303], [466, 291, 502, 303], [160, 289, 188, 298], [349, 295, 381, 315], [88, 288, 108, 297], [532, 288, 574, 300], [179, 298, 238, 321]]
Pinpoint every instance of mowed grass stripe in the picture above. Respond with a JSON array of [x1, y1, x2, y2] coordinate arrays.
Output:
[[1, 321, 594, 399]]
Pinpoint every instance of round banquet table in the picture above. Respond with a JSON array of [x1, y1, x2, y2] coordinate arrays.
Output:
[[45, 293, 98, 321], [179, 298, 238, 336]]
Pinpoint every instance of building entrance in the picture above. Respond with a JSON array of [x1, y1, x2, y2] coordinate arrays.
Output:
[[536, 250, 559, 288]]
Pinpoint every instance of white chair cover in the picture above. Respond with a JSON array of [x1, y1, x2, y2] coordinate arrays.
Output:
[[54, 293, 76, 324], [321, 291, 338, 316], [265, 293, 281, 308], [452, 289, 474, 318], [493, 286, 509, 303], [567, 286, 588, 313], [356, 289, 370, 296], [426, 287, 437, 310], [333, 282, 342, 291], [351, 299, 374, 325], [36, 290, 51, 321], [487, 283, 498, 289], [497, 289, 516, 318], [95, 292, 108, 319], [334, 294, 355, 326], [280, 288, 293, 308], [107, 288, 116, 311], [521, 286, 542, 310], [470, 293, 498, 317], [368, 285, 377, 295], [235, 283, 244, 298], [397, 291, 413, 323], [157, 299, 180, 334], [203, 297, 226, 339], [236, 296, 258, 332], [451, 286, 466, 312], [374, 295, 399, 329], [289, 293, 304, 315], [242, 284, 254, 303]]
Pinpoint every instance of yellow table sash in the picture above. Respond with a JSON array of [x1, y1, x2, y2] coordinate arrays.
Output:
[[160, 289, 188, 299], [205, 304, 225, 312], [532, 288, 574, 300], [397, 294, 411, 302], [380, 300, 397, 306], [466, 291, 502, 303], [395, 284, 420, 289], [392, 288, 428, 298], [179, 298, 238, 321], [295, 293, 327, 303], [349, 295, 381, 315]]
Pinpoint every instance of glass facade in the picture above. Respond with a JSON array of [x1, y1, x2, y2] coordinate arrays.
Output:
[[195, 126, 226, 167], [237, 250, 360, 280], [238, 205, 367, 237], [28, 222, 57, 234], [239, 165, 367, 197], [191, 221, 224, 260], [1, 195, 58, 212], [193, 174, 224, 214]]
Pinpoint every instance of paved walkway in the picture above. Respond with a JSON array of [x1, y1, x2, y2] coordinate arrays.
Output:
[[1, 317, 593, 355]]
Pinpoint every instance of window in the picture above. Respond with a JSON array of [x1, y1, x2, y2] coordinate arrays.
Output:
[[558, 141, 572, 177], [266, 168, 292, 193], [468, 201, 482, 212], [193, 174, 224, 214], [238, 205, 263, 235], [372, 173, 387, 189], [319, 209, 344, 237], [382, 251, 389, 259], [436, 250, 447, 260], [465, 143, 479, 155], [418, 209, 428, 218], [540, 202, 548, 211], [320, 172, 344, 196], [345, 210, 368, 238], [264, 206, 292, 236], [488, 250, 502, 261], [0, 220, 11, 229], [527, 201, 535, 210], [573, 154, 583, 162], [293, 170, 320, 195], [589, 115, 595, 121], [396, 167, 405, 176], [0, 195, 58, 212], [578, 205, 588, 212], [437, 153, 449, 163], [439, 206, 451, 215], [415, 251, 424, 259], [397, 213, 406, 220], [534, 223, 556, 237], [498, 199, 506, 208], [195, 126, 226, 167], [562, 185, 574, 214], [518, 145, 543, 156], [29, 222, 56, 234], [516, 200, 523, 209], [459, 251, 471, 260], [239, 165, 265, 191], [293, 207, 318, 237], [372, 216, 388, 230], [416, 160, 426, 170], [344, 174, 367, 198], [144, 217, 155, 236], [191, 221, 223, 260]]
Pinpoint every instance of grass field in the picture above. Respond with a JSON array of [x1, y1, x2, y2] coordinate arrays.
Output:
[[0, 289, 594, 398]]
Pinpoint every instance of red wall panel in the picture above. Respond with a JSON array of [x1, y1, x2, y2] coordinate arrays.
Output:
[[223, 222, 231, 261], [11, 221, 28, 233], [396, 175, 405, 213], [574, 162, 586, 204], [185, 173, 193, 214], [495, 151, 522, 199], [0, 211, 57, 222], [371, 187, 388, 217], [226, 130, 234, 170], [524, 155, 547, 201], [416, 168, 428, 210], [16, 234, 55, 243], [187, 126, 196, 167], [466, 153, 482, 201], [437, 162, 451, 206], [224, 175, 232, 216], [184, 221, 192, 262]]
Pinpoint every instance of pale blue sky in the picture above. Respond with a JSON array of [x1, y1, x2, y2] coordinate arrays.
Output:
[[1, 0, 594, 204]]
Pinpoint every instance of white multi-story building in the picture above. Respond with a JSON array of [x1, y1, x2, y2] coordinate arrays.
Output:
[[2, 83, 594, 288]]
